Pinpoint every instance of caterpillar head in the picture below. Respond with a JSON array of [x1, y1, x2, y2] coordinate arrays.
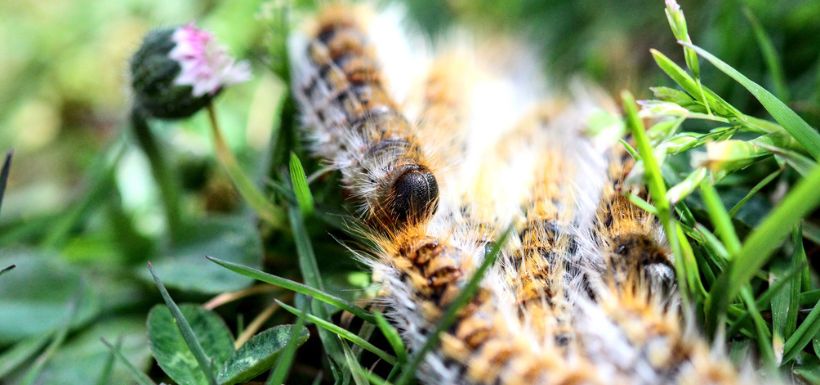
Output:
[[372, 162, 439, 231]]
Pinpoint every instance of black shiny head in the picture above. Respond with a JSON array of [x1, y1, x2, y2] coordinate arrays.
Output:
[[385, 164, 439, 227]]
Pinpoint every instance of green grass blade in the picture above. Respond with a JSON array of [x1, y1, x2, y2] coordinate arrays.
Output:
[[699, 181, 741, 254], [0, 335, 49, 378], [649, 50, 740, 118], [682, 42, 820, 159], [624, 91, 702, 299], [801, 290, 819, 306], [289, 153, 315, 217], [341, 341, 369, 385], [207, 104, 285, 229], [740, 287, 775, 367], [276, 300, 397, 365], [727, 260, 805, 336], [394, 226, 512, 385], [0, 264, 14, 277], [0, 151, 12, 215], [95, 336, 122, 385], [782, 299, 820, 363], [707, 163, 820, 334], [728, 167, 782, 216], [374, 312, 407, 364], [626, 193, 658, 215], [206, 256, 375, 323], [147, 263, 218, 385], [288, 203, 346, 377], [101, 338, 157, 385], [743, 7, 789, 102], [780, 226, 811, 359], [266, 303, 309, 385]]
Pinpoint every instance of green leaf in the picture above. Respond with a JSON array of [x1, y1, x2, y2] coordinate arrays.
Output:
[[682, 42, 820, 159], [289, 153, 315, 217], [217, 325, 309, 385], [0, 250, 100, 344], [144, 216, 262, 294], [147, 303, 234, 385]]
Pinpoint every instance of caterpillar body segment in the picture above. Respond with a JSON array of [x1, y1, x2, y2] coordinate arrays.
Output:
[[591, 144, 673, 289], [290, 5, 439, 231]]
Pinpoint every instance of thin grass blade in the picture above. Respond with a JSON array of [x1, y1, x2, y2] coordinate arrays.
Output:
[[374, 312, 407, 364], [394, 226, 512, 385], [782, 299, 820, 363], [101, 338, 157, 385], [205, 256, 375, 323], [147, 262, 218, 385], [0, 151, 11, 215], [289, 153, 315, 217], [277, 300, 397, 365], [266, 302, 309, 385], [707, 163, 820, 334], [682, 42, 820, 159]]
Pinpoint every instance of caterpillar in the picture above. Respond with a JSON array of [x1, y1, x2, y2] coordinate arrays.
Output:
[[289, 3, 767, 385], [289, 4, 439, 232]]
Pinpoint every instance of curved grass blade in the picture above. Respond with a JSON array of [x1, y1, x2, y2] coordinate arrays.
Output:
[[782, 299, 820, 364], [682, 42, 820, 159], [206, 256, 375, 323], [276, 300, 397, 365]]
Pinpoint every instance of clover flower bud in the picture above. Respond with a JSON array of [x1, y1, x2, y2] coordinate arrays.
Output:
[[130, 24, 250, 119]]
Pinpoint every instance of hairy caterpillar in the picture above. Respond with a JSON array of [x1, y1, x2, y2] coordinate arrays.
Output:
[[290, 4, 438, 231], [289, 3, 766, 385]]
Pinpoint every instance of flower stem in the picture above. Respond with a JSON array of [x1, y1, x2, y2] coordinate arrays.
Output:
[[206, 103, 284, 228], [130, 109, 183, 242]]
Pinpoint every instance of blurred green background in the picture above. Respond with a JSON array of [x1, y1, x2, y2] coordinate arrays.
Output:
[[0, 0, 817, 384]]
